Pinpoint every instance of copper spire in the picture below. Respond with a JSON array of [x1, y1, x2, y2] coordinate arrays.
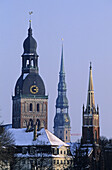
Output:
[[86, 62, 95, 113]]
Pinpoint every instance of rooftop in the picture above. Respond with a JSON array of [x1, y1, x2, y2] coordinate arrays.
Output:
[[8, 128, 69, 147]]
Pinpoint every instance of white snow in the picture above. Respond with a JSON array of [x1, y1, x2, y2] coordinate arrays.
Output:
[[23, 73, 29, 80], [8, 128, 69, 147]]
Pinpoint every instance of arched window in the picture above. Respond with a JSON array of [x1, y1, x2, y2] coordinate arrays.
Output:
[[23, 120, 27, 127], [41, 104, 43, 112], [87, 128, 90, 141], [36, 119, 40, 130], [37, 104, 39, 112], [26, 60, 29, 67], [44, 104, 46, 111], [95, 130, 97, 143], [29, 103, 33, 112], [89, 118, 92, 125], [31, 59, 34, 67]]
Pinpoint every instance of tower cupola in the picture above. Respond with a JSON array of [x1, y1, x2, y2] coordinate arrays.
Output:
[[23, 22, 37, 55], [21, 21, 39, 74]]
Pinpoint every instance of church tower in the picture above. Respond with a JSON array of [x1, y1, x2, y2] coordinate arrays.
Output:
[[82, 63, 100, 145], [54, 45, 71, 143], [12, 21, 48, 129]]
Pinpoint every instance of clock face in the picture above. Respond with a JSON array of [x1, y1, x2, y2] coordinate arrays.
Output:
[[65, 118, 69, 122], [30, 85, 39, 94]]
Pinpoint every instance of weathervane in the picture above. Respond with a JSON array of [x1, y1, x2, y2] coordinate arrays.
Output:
[[29, 11, 33, 26]]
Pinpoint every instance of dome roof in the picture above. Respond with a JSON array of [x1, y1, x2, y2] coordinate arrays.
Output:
[[23, 27, 37, 55], [15, 73, 45, 96]]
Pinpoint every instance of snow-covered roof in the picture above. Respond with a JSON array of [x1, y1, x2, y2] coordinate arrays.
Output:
[[8, 128, 69, 147]]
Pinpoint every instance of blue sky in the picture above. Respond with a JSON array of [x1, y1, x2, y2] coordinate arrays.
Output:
[[0, 0, 112, 140]]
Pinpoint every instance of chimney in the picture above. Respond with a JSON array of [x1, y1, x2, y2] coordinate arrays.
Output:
[[26, 124, 30, 132], [39, 121, 45, 130], [33, 124, 37, 141]]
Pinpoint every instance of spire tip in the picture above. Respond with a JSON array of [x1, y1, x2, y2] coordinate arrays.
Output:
[[90, 62, 92, 70], [29, 11, 33, 28]]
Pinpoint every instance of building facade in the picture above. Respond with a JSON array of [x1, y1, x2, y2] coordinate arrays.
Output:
[[82, 63, 100, 145], [12, 21, 48, 129], [9, 128, 72, 170], [54, 45, 71, 143]]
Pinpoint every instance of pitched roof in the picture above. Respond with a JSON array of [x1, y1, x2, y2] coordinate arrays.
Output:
[[8, 128, 69, 147]]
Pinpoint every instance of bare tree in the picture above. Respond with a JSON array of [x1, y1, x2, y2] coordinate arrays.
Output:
[[0, 127, 15, 169]]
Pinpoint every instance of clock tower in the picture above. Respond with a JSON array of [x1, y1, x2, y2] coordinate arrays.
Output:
[[54, 45, 71, 143], [12, 21, 48, 129]]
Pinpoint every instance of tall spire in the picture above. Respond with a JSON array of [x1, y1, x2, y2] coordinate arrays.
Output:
[[56, 44, 68, 108], [54, 43, 71, 143], [82, 63, 100, 145], [60, 43, 65, 74], [86, 62, 95, 113]]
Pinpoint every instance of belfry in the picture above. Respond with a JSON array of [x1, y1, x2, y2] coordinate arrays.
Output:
[[12, 21, 48, 129], [54, 45, 71, 143], [82, 63, 100, 145]]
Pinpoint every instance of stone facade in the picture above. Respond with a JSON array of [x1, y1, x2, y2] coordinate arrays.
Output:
[[12, 97, 48, 129]]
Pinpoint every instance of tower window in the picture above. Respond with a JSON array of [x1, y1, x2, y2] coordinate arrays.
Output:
[[66, 130, 67, 134], [44, 104, 47, 111], [36, 119, 40, 130], [95, 130, 97, 142], [26, 60, 29, 67], [87, 128, 90, 141], [66, 136, 67, 140], [29, 103, 33, 112], [89, 118, 92, 125], [31, 59, 34, 67], [41, 104, 43, 112], [37, 104, 39, 112], [23, 120, 27, 127]]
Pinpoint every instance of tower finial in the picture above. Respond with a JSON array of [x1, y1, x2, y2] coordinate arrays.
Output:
[[29, 11, 33, 28], [60, 39, 64, 74], [90, 62, 92, 70]]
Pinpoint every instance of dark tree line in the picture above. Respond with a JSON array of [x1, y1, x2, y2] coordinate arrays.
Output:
[[0, 127, 15, 169]]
